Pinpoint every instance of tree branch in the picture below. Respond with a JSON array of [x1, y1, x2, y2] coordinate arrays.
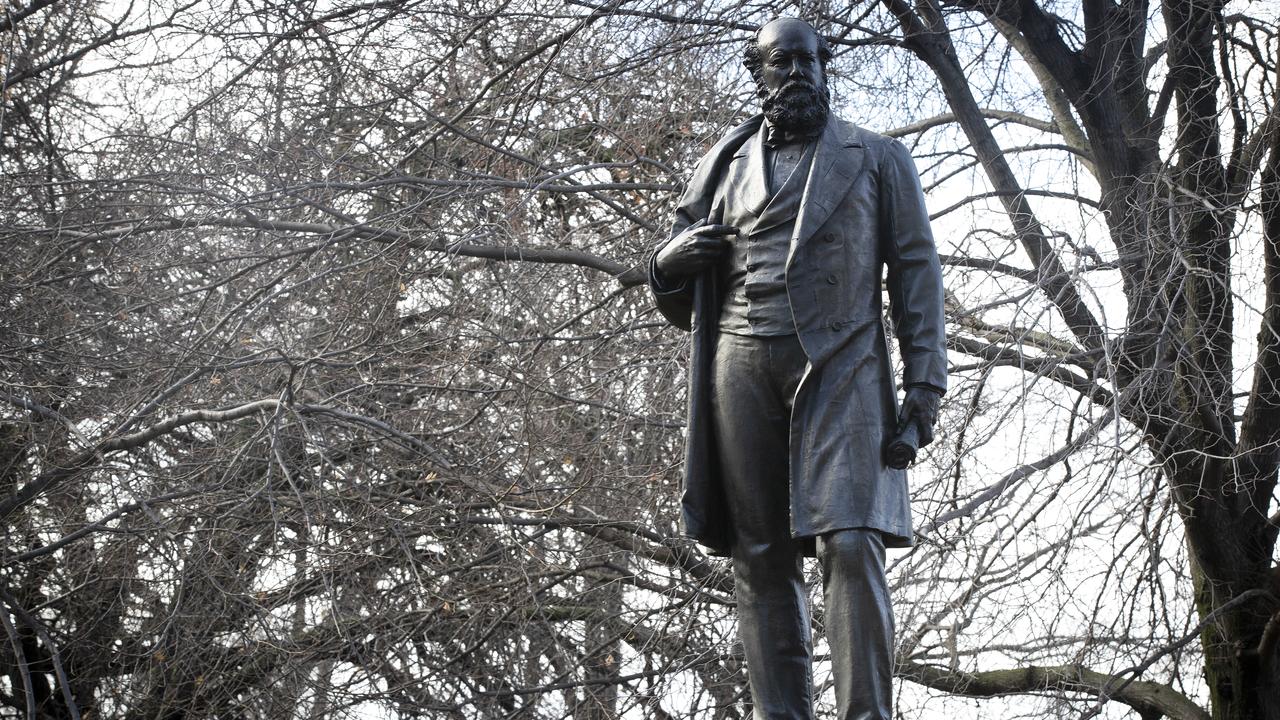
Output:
[[987, 17, 1096, 177], [458, 512, 733, 597], [885, 107, 1059, 138], [882, 0, 1106, 352], [947, 334, 1111, 406], [938, 253, 1039, 284], [900, 661, 1209, 720], [0, 398, 448, 522], [928, 189, 1102, 220], [1238, 107, 1280, 511], [916, 406, 1118, 538], [0, 0, 58, 35], [12, 216, 648, 286]]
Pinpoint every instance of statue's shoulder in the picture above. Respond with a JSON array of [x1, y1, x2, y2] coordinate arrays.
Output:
[[696, 115, 764, 163], [831, 118, 894, 151], [831, 118, 917, 175], [677, 115, 763, 206]]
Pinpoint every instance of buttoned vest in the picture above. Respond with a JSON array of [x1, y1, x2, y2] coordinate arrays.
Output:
[[714, 131, 816, 336]]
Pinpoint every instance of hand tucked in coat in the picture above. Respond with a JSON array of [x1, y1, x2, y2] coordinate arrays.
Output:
[[654, 219, 737, 279], [897, 385, 942, 447]]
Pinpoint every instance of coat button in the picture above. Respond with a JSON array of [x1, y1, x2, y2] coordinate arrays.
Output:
[[746, 263, 759, 272], [828, 319, 842, 330], [827, 274, 838, 284], [823, 233, 836, 243]]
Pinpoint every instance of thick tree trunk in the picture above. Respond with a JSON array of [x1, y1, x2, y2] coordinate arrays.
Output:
[[1154, 0, 1280, 713], [1167, 458, 1279, 720]]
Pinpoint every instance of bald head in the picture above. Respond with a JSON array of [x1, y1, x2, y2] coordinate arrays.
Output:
[[757, 17, 820, 48]]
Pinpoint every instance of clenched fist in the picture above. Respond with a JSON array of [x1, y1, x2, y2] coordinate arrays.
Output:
[[896, 385, 942, 447], [654, 220, 737, 279]]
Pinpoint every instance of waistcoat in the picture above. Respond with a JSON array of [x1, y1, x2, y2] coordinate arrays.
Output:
[[715, 128, 815, 336]]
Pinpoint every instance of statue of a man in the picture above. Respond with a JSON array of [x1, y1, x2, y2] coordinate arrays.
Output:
[[647, 17, 948, 719]]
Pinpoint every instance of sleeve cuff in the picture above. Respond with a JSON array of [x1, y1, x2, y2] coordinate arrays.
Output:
[[648, 249, 690, 296], [903, 352, 948, 395]]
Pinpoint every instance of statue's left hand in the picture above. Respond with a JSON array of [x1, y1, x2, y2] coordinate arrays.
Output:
[[897, 386, 942, 447]]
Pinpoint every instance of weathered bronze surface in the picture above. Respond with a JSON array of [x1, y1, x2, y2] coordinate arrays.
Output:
[[648, 17, 948, 719]]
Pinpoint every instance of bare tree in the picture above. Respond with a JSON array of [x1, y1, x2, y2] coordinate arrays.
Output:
[[0, 0, 1277, 718]]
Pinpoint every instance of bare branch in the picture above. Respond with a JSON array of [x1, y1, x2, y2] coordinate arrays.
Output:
[[900, 661, 1208, 720]]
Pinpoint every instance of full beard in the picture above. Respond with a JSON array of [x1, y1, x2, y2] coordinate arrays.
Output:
[[761, 80, 830, 135]]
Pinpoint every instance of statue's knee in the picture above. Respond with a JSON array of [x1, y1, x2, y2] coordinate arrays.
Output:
[[819, 528, 885, 567], [732, 540, 802, 582]]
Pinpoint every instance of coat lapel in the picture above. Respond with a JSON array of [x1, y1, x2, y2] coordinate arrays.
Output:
[[678, 116, 764, 226], [720, 128, 771, 219], [787, 121, 867, 266]]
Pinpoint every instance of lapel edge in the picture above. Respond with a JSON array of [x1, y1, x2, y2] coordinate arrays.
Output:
[[787, 121, 868, 266]]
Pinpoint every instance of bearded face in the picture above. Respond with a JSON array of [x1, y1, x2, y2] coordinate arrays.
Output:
[[760, 76, 830, 135], [745, 20, 832, 135]]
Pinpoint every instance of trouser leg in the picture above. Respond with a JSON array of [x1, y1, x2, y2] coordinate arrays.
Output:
[[818, 528, 893, 720], [712, 333, 813, 720], [731, 534, 812, 719]]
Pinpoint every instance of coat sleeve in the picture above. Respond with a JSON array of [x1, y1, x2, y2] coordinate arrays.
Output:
[[647, 198, 702, 332], [879, 139, 948, 395]]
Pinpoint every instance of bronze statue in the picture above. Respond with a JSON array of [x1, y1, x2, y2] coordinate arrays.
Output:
[[648, 17, 947, 719]]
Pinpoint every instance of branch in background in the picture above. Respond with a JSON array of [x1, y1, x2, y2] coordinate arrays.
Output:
[[900, 661, 1209, 720], [938, 253, 1039, 284], [886, 107, 1058, 139], [9, 216, 649, 287], [882, 0, 1106, 353], [928, 189, 1101, 222], [916, 407, 1118, 537], [0, 398, 448, 522], [939, 253, 1116, 286], [949, 309, 1091, 363], [0, 0, 58, 35], [3, 2, 199, 91], [987, 18, 1096, 177], [947, 334, 1112, 407], [0, 584, 82, 719], [458, 512, 732, 597], [0, 390, 90, 447], [0, 487, 210, 567], [1237, 112, 1280, 532]]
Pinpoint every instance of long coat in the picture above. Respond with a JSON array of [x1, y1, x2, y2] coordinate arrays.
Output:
[[649, 114, 947, 557]]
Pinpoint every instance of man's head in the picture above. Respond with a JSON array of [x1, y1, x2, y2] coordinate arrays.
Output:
[[743, 18, 833, 134]]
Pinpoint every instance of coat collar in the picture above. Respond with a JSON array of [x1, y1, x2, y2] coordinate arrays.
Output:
[[763, 118, 824, 147], [726, 124, 772, 217], [678, 116, 764, 224]]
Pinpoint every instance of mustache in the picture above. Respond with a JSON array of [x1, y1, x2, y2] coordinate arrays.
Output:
[[772, 79, 819, 96]]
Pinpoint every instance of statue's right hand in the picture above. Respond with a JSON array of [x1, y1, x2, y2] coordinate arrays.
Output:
[[654, 223, 737, 278]]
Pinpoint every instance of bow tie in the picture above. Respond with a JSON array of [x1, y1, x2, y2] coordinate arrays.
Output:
[[763, 123, 822, 148]]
